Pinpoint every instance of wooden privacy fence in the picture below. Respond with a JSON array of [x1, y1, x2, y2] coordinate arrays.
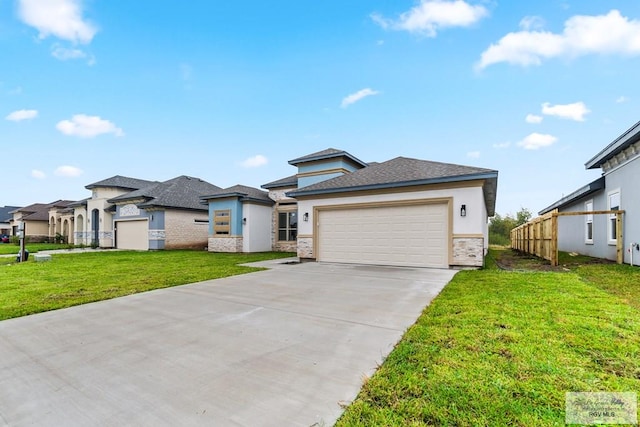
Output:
[[510, 209, 625, 266]]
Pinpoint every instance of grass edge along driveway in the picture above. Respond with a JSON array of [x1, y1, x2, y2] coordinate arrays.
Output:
[[0, 250, 294, 321], [336, 249, 640, 426]]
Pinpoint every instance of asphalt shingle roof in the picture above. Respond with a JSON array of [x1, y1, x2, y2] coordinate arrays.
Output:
[[13, 200, 76, 222], [201, 184, 273, 204], [108, 176, 221, 211], [86, 175, 157, 190], [288, 148, 368, 167], [261, 174, 298, 189], [0, 206, 21, 223], [288, 156, 499, 215]]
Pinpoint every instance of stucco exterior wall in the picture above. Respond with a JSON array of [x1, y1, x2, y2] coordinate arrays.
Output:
[[243, 203, 272, 252], [165, 210, 209, 250]]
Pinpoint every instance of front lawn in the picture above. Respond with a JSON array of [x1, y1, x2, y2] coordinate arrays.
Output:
[[0, 250, 294, 321], [0, 243, 74, 255], [337, 248, 640, 426]]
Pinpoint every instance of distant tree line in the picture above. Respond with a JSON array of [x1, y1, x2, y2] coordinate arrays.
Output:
[[489, 207, 532, 246]]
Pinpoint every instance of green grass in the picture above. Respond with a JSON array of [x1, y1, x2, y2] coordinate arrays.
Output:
[[0, 243, 75, 255], [0, 250, 294, 320], [337, 248, 640, 426]]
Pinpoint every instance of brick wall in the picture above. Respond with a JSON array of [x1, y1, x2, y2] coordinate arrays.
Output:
[[165, 210, 209, 250]]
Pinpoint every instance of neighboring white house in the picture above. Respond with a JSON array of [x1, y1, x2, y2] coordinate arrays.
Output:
[[202, 148, 498, 268], [539, 120, 640, 264]]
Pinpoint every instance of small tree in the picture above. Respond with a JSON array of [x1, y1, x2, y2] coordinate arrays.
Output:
[[489, 207, 532, 246]]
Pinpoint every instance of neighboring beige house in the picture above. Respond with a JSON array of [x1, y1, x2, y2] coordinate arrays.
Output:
[[203, 148, 498, 268], [72, 176, 156, 247], [10, 201, 74, 242]]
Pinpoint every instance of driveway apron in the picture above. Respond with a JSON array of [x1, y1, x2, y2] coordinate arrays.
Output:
[[0, 261, 456, 427]]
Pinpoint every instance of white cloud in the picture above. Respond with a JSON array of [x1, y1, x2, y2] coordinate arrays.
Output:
[[54, 165, 83, 177], [493, 141, 511, 149], [477, 10, 640, 69], [6, 109, 38, 121], [616, 96, 628, 103], [371, 0, 488, 37], [466, 151, 480, 158], [517, 133, 558, 150], [519, 16, 545, 31], [56, 114, 124, 138], [18, 0, 97, 44], [31, 169, 46, 179], [542, 101, 590, 121], [341, 88, 380, 108], [525, 114, 543, 124], [240, 154, 268, 168], [51, 45, 86, 60]]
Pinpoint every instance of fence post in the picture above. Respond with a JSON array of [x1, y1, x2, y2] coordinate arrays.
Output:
[[550, 212, 558, 266], [616, 211, 623, 264]]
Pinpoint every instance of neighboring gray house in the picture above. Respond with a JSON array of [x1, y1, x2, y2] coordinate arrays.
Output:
[[540, 120, 640, 264], [0, 206, 21, 236], [108, 176, 221, 250], [203, 148, 499, 269]]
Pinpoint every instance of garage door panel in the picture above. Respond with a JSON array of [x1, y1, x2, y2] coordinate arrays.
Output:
[[116, 220, 149, 250], [318, 203, 448, 268]]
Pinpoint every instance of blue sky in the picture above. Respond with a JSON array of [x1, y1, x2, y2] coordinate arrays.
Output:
[[2, 0, 640, 216]]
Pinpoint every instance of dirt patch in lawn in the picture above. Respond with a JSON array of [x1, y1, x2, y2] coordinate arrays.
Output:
[[490, 246, 615, 272]]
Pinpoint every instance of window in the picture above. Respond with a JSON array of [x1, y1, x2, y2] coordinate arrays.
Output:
[[214, 210, 231, 235], [585, 200, 593, 243], [608, 190, 620, 244], [278, 211, 298, 241]]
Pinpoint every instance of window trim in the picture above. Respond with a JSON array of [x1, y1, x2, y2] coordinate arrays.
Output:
[[607, 189, 620, 245], [277, 210, 298, 242], [213, 209, 231, 235], [585, 200, 593, 244]]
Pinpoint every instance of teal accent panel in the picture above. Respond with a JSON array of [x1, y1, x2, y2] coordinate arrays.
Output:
[[298, 172, 344, 188], [207, 199, 243, 235]]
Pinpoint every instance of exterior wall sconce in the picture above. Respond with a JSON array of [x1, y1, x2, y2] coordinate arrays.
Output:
[[303, 212, 309, 222], [460, 204, 467, 217], [242, 218, 247, 225]]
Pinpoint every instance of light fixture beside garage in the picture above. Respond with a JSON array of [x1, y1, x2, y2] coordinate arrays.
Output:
[[460, 204, 467, 217], [242, 217, 247, 225], [303, 212, 309, 222]]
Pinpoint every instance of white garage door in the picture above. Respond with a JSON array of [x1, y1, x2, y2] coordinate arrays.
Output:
[[116, 220, 149, 250], [317, 203, 448, 268]]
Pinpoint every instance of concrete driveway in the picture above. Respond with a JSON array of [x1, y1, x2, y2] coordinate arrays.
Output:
[[0, 260, 456, 427]]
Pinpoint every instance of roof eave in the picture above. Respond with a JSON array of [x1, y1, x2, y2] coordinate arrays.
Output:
[[538, 176, 605, 215], [287, 172, 498, 198], [288, 152, 368, 168], [585, 120, 640, 169]]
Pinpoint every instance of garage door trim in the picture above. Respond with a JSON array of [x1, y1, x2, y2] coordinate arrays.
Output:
[[313, 197, 453, 267]]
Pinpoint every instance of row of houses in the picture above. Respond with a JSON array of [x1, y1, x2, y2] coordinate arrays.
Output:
[[2, 148, 499, 268]]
